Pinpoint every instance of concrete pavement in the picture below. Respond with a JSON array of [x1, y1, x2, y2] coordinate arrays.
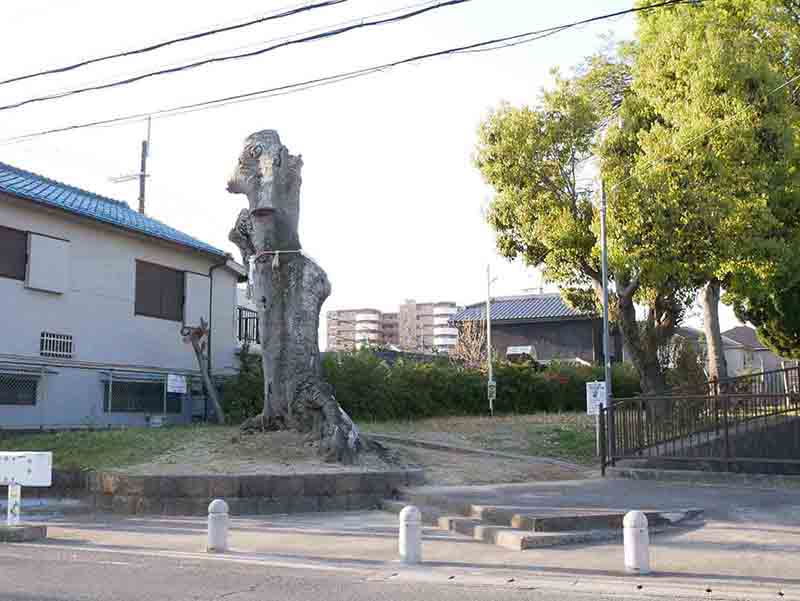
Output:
[[0, 545, 660, 601], [3, 478, 800, 600]]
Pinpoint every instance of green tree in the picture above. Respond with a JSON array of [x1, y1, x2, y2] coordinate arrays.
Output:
[[613, 0, 800, 382], [729, 241, 800, 359], [476, 58, 693, 395]]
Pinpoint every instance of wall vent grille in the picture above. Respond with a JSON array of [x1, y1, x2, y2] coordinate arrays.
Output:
[[40, 332, 73, 358]]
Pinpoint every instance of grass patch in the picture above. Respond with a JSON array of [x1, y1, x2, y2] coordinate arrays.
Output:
[[0, 426, 209, 470], [364, 413, 599, 465]]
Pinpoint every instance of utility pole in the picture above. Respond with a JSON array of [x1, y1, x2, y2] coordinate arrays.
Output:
[[109, 116, 152, 214], [600, 181, 614, 455], [138, 117, 151, 214], [486, 264, 495, 416]]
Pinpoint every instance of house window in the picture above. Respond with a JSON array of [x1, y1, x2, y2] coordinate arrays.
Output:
[[135, 260, 184, 322], [103, 379, 181, 414], [0, 375, 37, 405], [0, 225, 27, 281]]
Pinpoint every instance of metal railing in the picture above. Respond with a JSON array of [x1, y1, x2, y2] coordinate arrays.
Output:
[[237, 306, 260, 345], [601, 389, 800, 474], [665, 364, 800, 396]]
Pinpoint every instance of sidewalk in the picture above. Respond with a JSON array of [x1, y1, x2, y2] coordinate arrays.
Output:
[[21, 504, 800, 601]]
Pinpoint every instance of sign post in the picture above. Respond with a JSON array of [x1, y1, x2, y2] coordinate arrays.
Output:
[[586, 381, 606, 455], [0, 452, 52, 525]]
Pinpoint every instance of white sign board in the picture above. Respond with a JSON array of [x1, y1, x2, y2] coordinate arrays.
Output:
[[167, 374, 187, 394], [506, 345, 533, 356], [487, 380, 497, 402], [0, 452, 52, 487], [586, 381, 606, 416]]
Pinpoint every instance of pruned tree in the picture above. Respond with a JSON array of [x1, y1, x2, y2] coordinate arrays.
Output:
[[226, 130, 364, 463], [450, 320, 486, 369], [181, 317, 226, 424]]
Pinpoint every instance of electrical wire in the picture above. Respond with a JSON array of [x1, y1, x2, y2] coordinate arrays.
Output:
[[0, 0, 471, 113], [29, 0, 445, 102], [0, 0, 348, 87], [0, 0, 700, 144]]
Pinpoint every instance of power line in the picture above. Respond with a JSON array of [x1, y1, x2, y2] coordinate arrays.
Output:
[[0, 0, 471, 113], [0, 0, 699, 144], [31, 0, 445, 102], [0, 0, 348, 88]]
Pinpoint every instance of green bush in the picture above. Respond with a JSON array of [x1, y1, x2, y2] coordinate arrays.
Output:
[[221, 349, 264, 424], [220, 349, 641, 424], [322, 350, 640, 421]]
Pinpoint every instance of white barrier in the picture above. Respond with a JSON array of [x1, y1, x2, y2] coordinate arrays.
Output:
[[623, 510, 650, 574], [207, 499, 230, 553], [0, 452, 53, 526], [399, 505, 422, 564]]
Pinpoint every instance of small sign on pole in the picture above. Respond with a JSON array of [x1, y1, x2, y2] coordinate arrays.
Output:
[[0, 452, 53, 526], [487, 379, 496, 415], [167, 374, 187, 394], [7, 485, 20, 526], [586, 381, 607, 455]]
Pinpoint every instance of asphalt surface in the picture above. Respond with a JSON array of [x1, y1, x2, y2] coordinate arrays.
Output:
[[0, 544, 657, 601]]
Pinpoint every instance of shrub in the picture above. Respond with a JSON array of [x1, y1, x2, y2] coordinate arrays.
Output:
[[221, 349, 264, 424], [322, 351, 641, 421], [221, 350, 642, 424]]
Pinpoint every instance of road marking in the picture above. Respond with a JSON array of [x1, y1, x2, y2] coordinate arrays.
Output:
[[7, 542, 368, 574]]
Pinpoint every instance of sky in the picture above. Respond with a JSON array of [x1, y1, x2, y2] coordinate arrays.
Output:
[[0, 0, 741, 345]]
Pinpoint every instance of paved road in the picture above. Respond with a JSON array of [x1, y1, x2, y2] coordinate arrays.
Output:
[[0, 544, 657, 601]]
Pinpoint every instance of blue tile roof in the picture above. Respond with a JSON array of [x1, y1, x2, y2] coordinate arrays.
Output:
[[0, 161, 226, 256], [452, 293, 592, 323]]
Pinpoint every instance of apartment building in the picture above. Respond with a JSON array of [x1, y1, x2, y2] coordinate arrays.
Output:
[[327, 299, 457, 353], [326, 309, 400, 351], [399, 299, 458, 353]]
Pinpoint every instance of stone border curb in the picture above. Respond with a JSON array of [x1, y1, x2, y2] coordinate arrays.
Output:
[[368, 433, 581, 469], [608, 466, 800, 489], [0, 525, 47, 542], [84, 468, 425, 516]]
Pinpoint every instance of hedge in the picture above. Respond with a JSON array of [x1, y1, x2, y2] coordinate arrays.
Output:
[[221, 349, 641, 424], [321, 350, 641, 422]]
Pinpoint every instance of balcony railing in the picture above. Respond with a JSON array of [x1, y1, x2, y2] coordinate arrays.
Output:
[[237, 307, 260, 345]]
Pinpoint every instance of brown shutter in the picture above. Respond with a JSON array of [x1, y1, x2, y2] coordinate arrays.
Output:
[[0, 225, 27, 281], [135, 260, 184, 322], [135, 261, 162, 318], [160, 266, 184, 322]]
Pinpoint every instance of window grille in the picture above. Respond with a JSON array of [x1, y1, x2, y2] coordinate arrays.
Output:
[[0, 374, 38, 405], [40, 332, 73, 358]]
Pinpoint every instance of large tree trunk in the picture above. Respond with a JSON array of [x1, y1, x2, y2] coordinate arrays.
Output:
[[615, 288, 668, 395], [227, 130, 364, 463], [702, 279, 729, 389]]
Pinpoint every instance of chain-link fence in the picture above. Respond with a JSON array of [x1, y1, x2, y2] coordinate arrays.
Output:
[[0, 370, 41, 406]]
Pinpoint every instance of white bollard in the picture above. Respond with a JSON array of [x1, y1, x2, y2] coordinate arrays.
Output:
[[207, 499, 230, 553], [623, 510, 650, 575], [398, 505, 422, 564]]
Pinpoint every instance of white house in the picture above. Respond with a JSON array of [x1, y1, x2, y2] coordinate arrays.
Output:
[[0, 161, 246, 428]]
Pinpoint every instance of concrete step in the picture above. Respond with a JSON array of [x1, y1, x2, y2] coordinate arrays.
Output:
[[437, 515, 481, 537], [380, 500, 445, 525], [387, 495, 704, 551]]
